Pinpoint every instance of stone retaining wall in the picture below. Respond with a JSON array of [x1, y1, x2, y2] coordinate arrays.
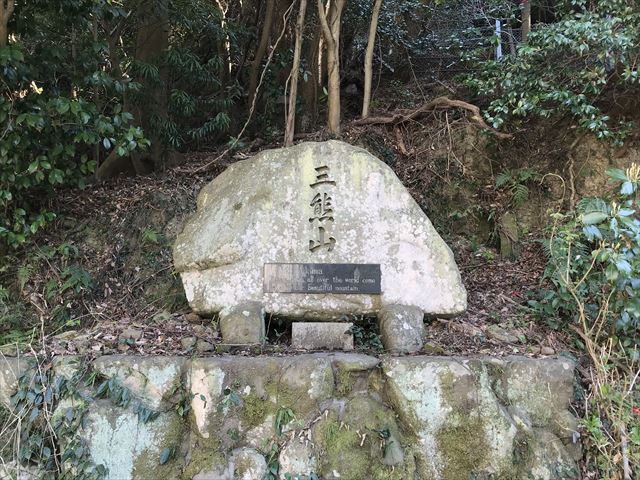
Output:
[[0, 354, 580, 480]]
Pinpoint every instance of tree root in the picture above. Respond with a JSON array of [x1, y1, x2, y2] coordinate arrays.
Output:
[[351, 96, 513, 140]]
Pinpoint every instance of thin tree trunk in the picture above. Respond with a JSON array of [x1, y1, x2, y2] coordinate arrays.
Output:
[[0, 0, 16, 47], [248, 0, 276, 105], [521, 0, 531, 43], [301, 24, 321, 131], [215, 0, 232, 81], [317, 0, 345, 135], [284, 0, 308, 146], [361, 0, 383, 118]]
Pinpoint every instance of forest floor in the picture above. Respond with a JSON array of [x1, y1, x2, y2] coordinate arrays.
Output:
[[0, 141, 573, 361]]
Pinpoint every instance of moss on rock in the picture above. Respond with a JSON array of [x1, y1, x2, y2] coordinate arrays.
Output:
[[240, 392, 269, 429], [130, 412, 186, 480], [335, 369, 355, 397], [314, 412, 371, 480], [181, 448, 227, 480], [435, 414, 490, 480]]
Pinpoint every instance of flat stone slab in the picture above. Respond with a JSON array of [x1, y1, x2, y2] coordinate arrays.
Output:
[[291, 322, 354, 350], [173, 141, 466, 318]]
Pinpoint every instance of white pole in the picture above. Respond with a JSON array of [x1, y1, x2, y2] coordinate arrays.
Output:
[[495, 19, 503, 59]]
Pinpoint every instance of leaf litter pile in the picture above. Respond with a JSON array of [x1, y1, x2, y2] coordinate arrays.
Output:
[[1, 147, 571, 360]]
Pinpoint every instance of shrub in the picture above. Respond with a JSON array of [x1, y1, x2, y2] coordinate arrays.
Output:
[[532, 165, 640, 353], [465, 0, 640, 144], [0, 44, 147, 247], [532, 165, 640, 479]]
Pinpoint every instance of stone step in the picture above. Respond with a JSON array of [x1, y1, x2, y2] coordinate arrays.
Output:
[[291, 322, 354, 351]]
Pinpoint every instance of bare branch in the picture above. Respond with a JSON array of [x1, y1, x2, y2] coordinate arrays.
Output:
[[352, 96, 513, 139]]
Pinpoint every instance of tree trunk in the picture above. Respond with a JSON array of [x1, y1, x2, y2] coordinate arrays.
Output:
[[248, 0, 276, 105], [137, 0, 169, 169], [521, 0, 531, 43], [300, 24, 321, 132], [96, 0, 169, 179], [215, 0, 232, 83], [0, 0, 15, 47], [284, 0, 308, 146], [361, 0, 383, 118], [317, 0, 346, 135]]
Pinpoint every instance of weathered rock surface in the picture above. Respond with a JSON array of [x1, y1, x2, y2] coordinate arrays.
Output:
[[93, 355, 187, 410], [174, 140, 466, 317], [0, 354, 579, 480], [218, 301, 265, 344], [83, 402, 186, 480], [383, 356, 579, 480], [379, 304, 425, 353], [291, 322, 354, 350], [0, 356, 30, 407]]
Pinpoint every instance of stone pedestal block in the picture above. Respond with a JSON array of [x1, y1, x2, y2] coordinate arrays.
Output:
[[379, 305, 424, 353], [292, 322, 354, 351], [219, 302, 265, 345]]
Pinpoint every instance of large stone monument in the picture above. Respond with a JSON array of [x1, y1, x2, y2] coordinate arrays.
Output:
[[174, 140, 466, 351]]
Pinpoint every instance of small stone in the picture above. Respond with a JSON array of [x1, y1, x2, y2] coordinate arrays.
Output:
[[53, 330, 79, 341], [383, 433, 404, 466], [332, 353, 379, 371], [279, 438, 317, 477], [541, 346, 555, 356], [486, 324, 520, 344], [152, 310, 172, 324], [181, 337, 197, 350], [73, 335, 91, 354], [184, 312, 201, 323], [119, 327, 143, 343], [219, 302, 265, 345], [0, 343, 20, 356], [230, 447, 267, 480], [192, 324, 213, 336], [422, 342, 446, 355], [292, 323, 354, 351], [451, 321, 484, 338], [196, 339, 215, 352], [379, 305, 424, 353]]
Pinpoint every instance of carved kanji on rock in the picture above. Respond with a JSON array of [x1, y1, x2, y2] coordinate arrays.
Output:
[[309, 165, 336, 252]]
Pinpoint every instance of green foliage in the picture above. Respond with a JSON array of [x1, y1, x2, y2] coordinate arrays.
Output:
[[217, 384, 241, 414], [4, 359, 177, 478], [154, 0, 244, 149], [580, 349, 639, 478], [264, 441, 282, 480], [465, 0, 640, 143], [9, 363, 108, 479], [94, 376, 160, 423], [159, 446, 176, 465], [1, 241, 92, 342], [347, 316, 384, 352], [274, 407, 294, 436], [1, 46, 146, 247], [530, 165, 640, 353], [1, 0, 151, 247], [495, 168, 541, 208]]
